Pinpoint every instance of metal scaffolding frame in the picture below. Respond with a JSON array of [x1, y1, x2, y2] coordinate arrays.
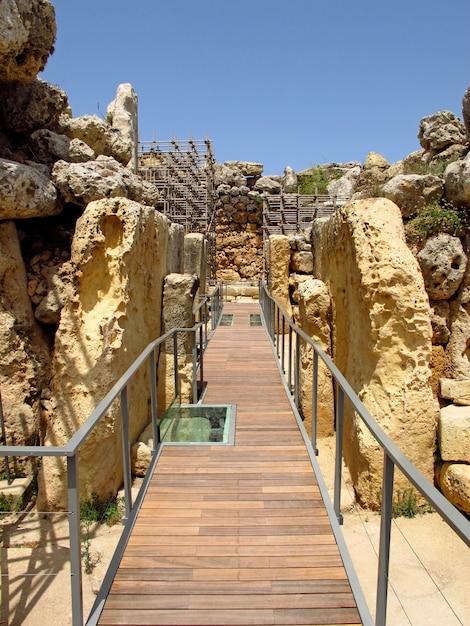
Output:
[[138, 137, 217, 278]]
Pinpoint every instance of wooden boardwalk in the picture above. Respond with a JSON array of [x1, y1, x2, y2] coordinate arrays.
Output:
[[97, 302, 361, 625]]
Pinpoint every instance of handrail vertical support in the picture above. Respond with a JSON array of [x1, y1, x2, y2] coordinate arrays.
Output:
[[121, 386, 132, 520], [192, 330, 198, 402], [376, 452, 395, 626], [311, 351, 319, 455], [294, 333, 300, 408], [173, 333, 179, 396], [67, 454, 84, 626], [149, 348, 160, 451], [281, 315, 286, 374], [334, 386, 344, 524]]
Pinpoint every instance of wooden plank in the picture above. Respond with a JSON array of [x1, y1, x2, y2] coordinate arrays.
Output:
[[97, 302, 360, 625]]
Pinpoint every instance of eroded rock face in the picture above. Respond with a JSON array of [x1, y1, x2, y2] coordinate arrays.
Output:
[[157, 273, 198, 414], [312, 198, 435, 507], [382, 174, 443, 218], [440, 463, 470, 515], [266, 235, 292, 317], [28, 129, 95, 165], [282, 166, 297, 193], [62, 114, 132, 166], [254, 176, 282, 194], [0, 79, 68, 135], [106, 83, 139, 172], [38, 198, 169, 510], [224, 161, 263, 178], [52, 156, 158, 207], [0, 221, 51, 455], [444, 152, 470, 208], [417, 233, 467, 300], [297, 279, 334, 438], [418, 111, 467, 156], [0, 158, 60, 219], [0, 0, 56, 82]]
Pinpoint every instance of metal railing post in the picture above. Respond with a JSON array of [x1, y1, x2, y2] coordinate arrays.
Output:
[[376, 452, 395, 626], [294, 332, 300, 408], [312, 351, 319, 455], [334, 386, 344, 524], [199, 323, 204, 395], [121, 386, 132, 520], [67, 454, 83, 626], [149, 348, 159, 451], [192, 330, 198, 402], [288, 325, 293, 394], [281, 315, 285, 374], [173, 333, 179, 397]]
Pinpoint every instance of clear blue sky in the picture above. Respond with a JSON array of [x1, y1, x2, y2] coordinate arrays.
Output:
[[42, 0, 470, 175]]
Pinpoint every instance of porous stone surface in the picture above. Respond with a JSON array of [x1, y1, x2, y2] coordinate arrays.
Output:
[[418, 111, 467, 156], [106, 83, 139, 172], [266, 235, 292, 317], [157, 273, 198, 414], [353, 152, 391, 198], [224, 161, 263, 177], [52, 156, 159, 207], [282, 166, 297, 193], [215, 186, 263, 279], [184, 233, 207, 294], [297, 279, 334, 438], [439, 404, 470, 462], [28, 129, 95, 165], [290, 250, 313, 274], [444, 152, 470, 208], [439, 378, 470, 406], [38, 198, 169, 511], [0, 79, 68, 134], [167, 222, 185, 274], [0, 158, 60, 219], [430, 300, 450, 345], [440, 463, 470, 515], [62, 114, 132, 166], [312, 198, 435, 507], [0, 221, 51, 455], [0, 0, 56, 82], [214, 163, 246, 187], [443, 306, 470, 379], [254, 176, 282, 194], [382, 174, 443, 218], [417, 233, 467, 300]]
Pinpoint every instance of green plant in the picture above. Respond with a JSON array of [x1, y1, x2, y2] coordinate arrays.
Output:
[[405, 200, 466, 243], [298, 166, 331, 195], [80, 492, 124, 526], [393, 488, 418, 518], [0, 492, 20, 512], [391, 488, 433, 518]]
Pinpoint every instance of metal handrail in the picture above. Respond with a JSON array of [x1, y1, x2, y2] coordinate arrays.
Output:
[[0, 283, 223, 626], [259, 281, 470, 626]]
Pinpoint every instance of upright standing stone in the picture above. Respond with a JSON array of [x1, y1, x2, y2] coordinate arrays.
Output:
[[297, 279, 335, 437], [184, 233, 207, 294], [157, 274, 198, 412], [313, 198, 435, 507], [38, 198, 169, 511], [106, 83, 139, 173], [266, 235, 292, 317]]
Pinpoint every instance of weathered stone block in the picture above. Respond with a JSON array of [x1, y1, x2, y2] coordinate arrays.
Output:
[[439, 404, 470, 462], [439, 378, 470, 405], [312, 198, 435, 508], [440, 463, 470, 515]]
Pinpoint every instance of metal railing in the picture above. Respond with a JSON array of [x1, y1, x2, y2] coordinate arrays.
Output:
[[260, 281, 470, 626], [0, 284, 222, 626]]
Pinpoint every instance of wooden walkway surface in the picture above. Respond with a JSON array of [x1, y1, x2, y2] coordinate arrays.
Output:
[[97, 302, 361, 625]]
